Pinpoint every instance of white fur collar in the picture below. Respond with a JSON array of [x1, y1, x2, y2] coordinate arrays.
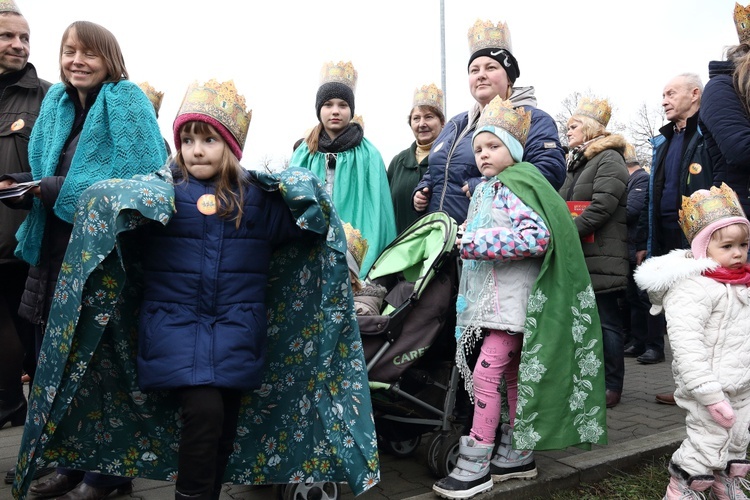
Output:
[[634, 249, 719, 313]]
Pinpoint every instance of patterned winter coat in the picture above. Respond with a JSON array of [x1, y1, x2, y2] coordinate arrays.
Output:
[[635, 250, 750, 405], [456, 177, 550, 336], [560, 134, 629, 293]]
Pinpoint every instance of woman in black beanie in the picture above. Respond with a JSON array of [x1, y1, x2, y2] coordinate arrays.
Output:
[[290, 60, 396, 277]]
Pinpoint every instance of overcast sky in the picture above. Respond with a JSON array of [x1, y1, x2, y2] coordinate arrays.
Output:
[[17, 0, 739, 170]]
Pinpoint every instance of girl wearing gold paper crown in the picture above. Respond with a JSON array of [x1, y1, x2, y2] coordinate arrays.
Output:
[[12, 78, 379, 500], [291, 60, 397, 278], [636, 184, 750, 500], [433, 96, 607, 500], [137, 79, 313, 499]]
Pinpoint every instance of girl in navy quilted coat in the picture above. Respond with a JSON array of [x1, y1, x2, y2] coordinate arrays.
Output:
[[636, 184, 750, 500], [137, 80, 305, 500]]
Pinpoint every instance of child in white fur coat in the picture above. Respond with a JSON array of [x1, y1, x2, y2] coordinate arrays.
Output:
[[635, 184, 750, 500]]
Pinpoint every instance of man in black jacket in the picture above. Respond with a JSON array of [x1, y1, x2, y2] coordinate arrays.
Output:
[[634, 74, 713, 402], [0, 0, 51, 485]]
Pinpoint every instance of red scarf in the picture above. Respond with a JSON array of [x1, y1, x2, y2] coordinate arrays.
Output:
[[703, 264, 750, 285]]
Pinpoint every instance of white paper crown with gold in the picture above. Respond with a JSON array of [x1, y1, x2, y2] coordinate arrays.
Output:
[[319, 61, 358, 92], [735, 3, 750, 44], [413, 83, 444, 112], [468, 19, 512, 55], [574, 97, 612, 128], [175, 79, 252, 159], [138, 82, 164, 115], [476, 95, 531, 147], [679, 183, 747, 243], [0, 0, 21, 14]]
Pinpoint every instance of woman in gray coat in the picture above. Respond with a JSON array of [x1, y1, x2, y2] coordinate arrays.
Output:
[[559, 97, 629, 409]]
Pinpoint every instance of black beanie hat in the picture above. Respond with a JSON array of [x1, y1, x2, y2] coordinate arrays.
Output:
[[316, 82, 355, 120], [467, 48, 520, 83]]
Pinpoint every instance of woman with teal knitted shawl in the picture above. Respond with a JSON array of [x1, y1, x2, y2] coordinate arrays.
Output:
[[291, 61, 396, 278], [0, 21, 166, 499]]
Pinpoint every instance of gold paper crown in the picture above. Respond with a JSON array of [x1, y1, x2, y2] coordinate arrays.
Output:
[[476, 95, 531, 146], [679, 183, 747, 242], [343, 223, 368, 270], [319, 61, 357, 93], [138, 82, 164, 114], [0, 0, 20, 13], [623, 143, 638, 164], [176, 79, 252, 151], [413, 83, 444, 112], [468, 19, 512, 55], [735, 3, 750, 44], [574, 97, 612, 128]]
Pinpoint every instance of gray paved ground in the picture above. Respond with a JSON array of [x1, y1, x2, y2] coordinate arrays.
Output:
[[1, 344, 685, 499]]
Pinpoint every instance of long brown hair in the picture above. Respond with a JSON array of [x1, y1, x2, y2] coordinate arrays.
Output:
[[59, 21, 128, 84], [174, 121, 249, 229], [729, 44, 750, 117]]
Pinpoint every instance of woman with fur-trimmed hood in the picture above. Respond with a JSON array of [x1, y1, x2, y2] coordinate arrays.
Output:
[[559, 97, 629, 409]]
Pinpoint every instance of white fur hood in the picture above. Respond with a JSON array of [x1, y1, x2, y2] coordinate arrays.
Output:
[[634, 249, 719, 313]]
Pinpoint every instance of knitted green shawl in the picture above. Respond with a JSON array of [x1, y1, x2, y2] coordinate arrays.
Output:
[[15, 80, 167, 265]]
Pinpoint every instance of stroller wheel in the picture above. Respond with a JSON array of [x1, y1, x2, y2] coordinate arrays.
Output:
[[427, 430, 461, 478], [282, 480, 341, 500], [380, 434, 421, 457]]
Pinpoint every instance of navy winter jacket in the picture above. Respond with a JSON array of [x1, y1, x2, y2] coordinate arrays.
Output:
[[137, 170, 303, 391], [700, 60, 750, 215], [413, 105, 565, 224]]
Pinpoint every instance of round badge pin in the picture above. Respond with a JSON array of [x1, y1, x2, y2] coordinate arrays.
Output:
[[688, 163, 702, 175], [197, 194, 217, 215], [10, 119, 25, 131]]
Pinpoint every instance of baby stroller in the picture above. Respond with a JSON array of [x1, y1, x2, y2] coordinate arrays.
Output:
[[358, 211, 464, 478]]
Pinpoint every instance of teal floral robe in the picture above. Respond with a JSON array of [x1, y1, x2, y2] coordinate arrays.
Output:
[[12, 166, 379, 498]]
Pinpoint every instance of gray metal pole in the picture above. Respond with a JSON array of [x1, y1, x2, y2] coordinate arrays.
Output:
[[440, 0, 446, 112]]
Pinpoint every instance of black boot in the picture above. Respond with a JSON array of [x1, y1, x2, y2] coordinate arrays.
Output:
[[0, 389, 27, 429], [175, 490, 210, 500]]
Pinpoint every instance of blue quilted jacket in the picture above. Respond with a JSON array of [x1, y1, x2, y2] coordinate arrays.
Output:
[[137, 169, 303, 391], [414, 100, 565, 224]]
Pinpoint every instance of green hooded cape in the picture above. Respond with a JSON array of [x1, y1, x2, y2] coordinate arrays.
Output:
[[460, 162, 608, 451]]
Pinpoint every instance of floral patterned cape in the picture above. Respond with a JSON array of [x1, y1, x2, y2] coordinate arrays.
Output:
[[12, 166, 379, 498], [457, 162, 608, 451]]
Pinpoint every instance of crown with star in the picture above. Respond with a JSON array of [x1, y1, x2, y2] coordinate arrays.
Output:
[[413, 83, 444, 112], [679, 183, 748, 243], [476, 95, 531, 146], [176, 79, 252, 151], [319, 61, 358, 92], [574, 97, 612, 128], [467, 19, 512, 55]]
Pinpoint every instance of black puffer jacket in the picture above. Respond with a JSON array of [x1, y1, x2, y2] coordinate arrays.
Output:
[[0, 63, 50, 263], [560, 134, 629, 294], [700, 59, 750, 215]]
